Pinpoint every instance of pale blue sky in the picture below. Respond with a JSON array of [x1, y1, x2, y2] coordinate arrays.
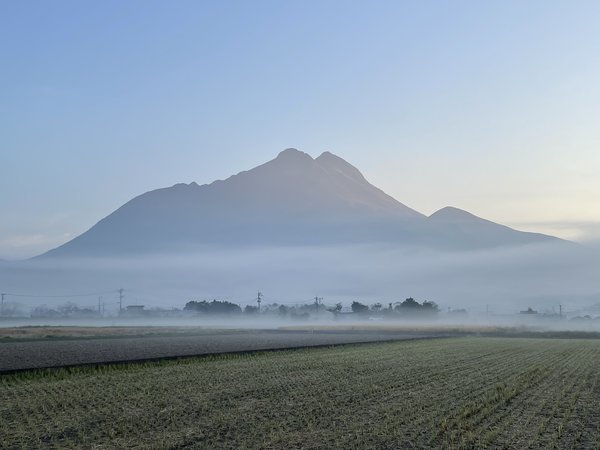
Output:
[[2, 1, 600, 258]]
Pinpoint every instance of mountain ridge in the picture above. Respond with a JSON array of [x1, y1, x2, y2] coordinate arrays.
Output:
[[38, 149, 561, 258]]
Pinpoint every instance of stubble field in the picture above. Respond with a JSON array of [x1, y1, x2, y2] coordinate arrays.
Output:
[[1, 337, 600, 448], [0, 330, 434, 372]]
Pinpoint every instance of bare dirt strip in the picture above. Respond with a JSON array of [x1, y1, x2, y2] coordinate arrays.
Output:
[[0, 330, 440, 373]]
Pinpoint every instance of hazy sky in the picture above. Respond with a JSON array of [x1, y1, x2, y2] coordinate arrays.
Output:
[[2, 1, 600, 259]]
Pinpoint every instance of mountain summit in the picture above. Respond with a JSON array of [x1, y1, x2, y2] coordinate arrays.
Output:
[[204, 148, 423, 219], [39, 150, 559, 258]]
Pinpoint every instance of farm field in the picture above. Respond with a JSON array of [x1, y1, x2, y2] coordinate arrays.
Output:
[[2, 337, 600, 448], [0, 325, 247, 341], [0, 330, 435, 373]]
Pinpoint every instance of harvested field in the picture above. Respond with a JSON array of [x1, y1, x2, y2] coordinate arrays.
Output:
[[0, 330, 434, 373], [2, 337, 600, 448], [0, 325, 232, 341]]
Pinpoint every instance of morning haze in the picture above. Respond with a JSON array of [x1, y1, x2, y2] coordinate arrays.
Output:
[[1, 148, 597, 317], [2, 2, 600, 448]]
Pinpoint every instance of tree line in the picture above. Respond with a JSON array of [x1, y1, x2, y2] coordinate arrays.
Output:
[[183, 297, 439, 318], [349, 297, 439, 316]]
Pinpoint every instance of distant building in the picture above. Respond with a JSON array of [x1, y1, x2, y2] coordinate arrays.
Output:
[[520, 307, 538, 315]]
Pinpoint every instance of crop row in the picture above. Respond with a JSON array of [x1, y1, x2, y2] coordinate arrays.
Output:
[[2, 337, 600, 448]]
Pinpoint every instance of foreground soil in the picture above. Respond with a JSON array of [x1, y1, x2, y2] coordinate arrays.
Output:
[[2, 337, 600, 448]]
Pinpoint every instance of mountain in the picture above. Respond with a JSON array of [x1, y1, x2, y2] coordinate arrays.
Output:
[[427, 206, 558, 249], [38, 149, 560, 258]]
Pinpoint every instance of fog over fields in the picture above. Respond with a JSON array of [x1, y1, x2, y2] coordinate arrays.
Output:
[[1, 150, 598, 318], [5, 4, 600, 449], [2, 227, 599, 317]]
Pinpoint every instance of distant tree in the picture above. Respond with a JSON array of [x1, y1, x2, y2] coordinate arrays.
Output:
[[244, 305, 259, 314], [351, 301, 369, 314], [184, 301, 207, 313], [296, 303, 317, 315], [399, 297, 420, 309], [371, 302, 382, 312], [58, 302, 81, 316], [328, 302, 342, 313], [391, 298, 441, 317], [422, 301, 439, 313], [261, 303, 278, 313], [184, 300, 242, 315], [31, 305, 60, 318], [278, 304, 289, 316], [53, 302, 96, 317]]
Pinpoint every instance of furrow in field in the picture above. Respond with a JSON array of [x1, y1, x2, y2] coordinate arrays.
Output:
[[2, 338, 600, 449]]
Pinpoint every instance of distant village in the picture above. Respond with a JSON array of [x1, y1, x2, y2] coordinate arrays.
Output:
[[2, 297, 441, 320], [1, 295, 600, 324]]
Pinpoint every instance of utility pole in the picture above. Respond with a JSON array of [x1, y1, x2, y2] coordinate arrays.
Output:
[[98, 296, 102, 317], [314, 296, 323, 313], [559, 304, 562, 319], [256, 291, 262, 313], [118, 289, 124, 312], [0, 293, 5, 316]]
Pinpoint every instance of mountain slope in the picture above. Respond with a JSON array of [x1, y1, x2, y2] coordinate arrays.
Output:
[[427, 206, 561, 249], [39, 149, 561, 258]]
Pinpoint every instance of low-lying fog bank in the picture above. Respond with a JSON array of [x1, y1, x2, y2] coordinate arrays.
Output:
[[4, 314, 600, 334], [1, 242, 599, 326]]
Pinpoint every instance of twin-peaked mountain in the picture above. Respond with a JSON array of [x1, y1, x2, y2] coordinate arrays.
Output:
[[39, 149, 560, 258]]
